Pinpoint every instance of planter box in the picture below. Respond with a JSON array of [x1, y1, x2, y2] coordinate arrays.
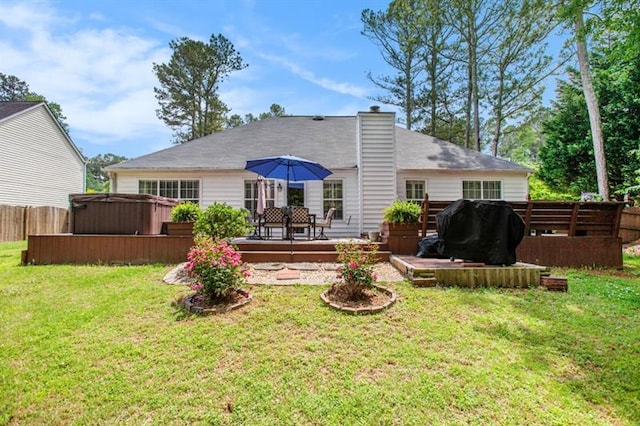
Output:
[[386, 235, 421, 255], [382, 222, 420, 237], [165, 221, 194, 236]]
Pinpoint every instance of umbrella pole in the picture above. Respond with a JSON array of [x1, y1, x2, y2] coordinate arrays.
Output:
[[287, 165, 293, 254]]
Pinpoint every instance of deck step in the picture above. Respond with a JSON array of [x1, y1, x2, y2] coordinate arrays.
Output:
[[239, 250, 391, 263], [411, 277, 438, 287], [540, 276, 568, 291]]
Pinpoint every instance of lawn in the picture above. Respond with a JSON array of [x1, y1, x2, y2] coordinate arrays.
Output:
[[1, 241, 638, 425]]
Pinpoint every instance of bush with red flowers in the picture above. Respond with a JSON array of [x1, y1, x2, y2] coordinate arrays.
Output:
[[184, 237, 251, 303]]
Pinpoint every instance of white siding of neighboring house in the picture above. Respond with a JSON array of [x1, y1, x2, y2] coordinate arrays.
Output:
[[396, 170, 530, 201], [358, 111, 397, 235], [113, 168, 363, 238], [0, 105, 85, 209]]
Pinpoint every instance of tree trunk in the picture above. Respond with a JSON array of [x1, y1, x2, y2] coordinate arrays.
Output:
[[491, 83, 504, 157], [575, 12, 609, 199]]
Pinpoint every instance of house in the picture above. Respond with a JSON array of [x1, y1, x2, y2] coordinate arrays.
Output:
[[0, 101, 85, 209], [106, 108, 531, 238]]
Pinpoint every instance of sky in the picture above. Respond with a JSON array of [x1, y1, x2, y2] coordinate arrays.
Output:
[[1, 0, 566, 160]]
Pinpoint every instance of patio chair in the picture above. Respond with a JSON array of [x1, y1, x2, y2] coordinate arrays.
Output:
[[262, 207, 285, 239], [315, 207, 336, 240], [289, 207, 312, 240]]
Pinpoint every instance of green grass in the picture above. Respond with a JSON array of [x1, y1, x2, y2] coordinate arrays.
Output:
[[1, 241, 639, 424]]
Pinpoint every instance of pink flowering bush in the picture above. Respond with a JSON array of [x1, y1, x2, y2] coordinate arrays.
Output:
[[184, 237, 251, 302], [334, 241, 379, 300]]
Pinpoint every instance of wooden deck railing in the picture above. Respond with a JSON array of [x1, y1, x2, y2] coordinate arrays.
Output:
[[419, 194, 624, 238], [418, 194, 624, 268]]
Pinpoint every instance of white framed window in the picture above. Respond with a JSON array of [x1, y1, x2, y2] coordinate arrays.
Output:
[[405, 180, 425, 204], [323, 180, 343, 220], [244, 179, 275, 217], [138, 179, 200, 203], [462, 180, 502, 200]]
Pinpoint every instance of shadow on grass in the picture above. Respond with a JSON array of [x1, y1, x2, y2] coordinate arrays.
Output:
[[457, 273, 640, 424]]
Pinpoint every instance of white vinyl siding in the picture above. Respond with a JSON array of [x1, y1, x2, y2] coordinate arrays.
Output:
[[397, 171, 528, 201], [0, 104, 84, 208], [358, 111, 396, 234], [114, 169, 362, 238]]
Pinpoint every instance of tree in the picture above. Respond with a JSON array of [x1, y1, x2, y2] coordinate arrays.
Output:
[[258, 103, 288, 120], [573, 5, 609, 199], [224, 104, 289, 129], [0, 73, 69, 133], [86, 153, 128, 192], [153, 33, 247, 144], [0, 72, 29, 100], [415, 0, 456, 137], [539, 41, 640, 198], [497, 107, 550, 164], [484, 0, 557, 157], [362, 0, 426, 130], [446, 0, 506, 150]]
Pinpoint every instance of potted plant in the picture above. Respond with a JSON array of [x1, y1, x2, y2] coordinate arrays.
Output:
[[381, 199, 422, 254], [382, 199, 421, 234], [166, 202, 201, 235]]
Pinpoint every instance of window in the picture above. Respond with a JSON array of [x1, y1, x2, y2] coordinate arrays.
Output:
[[138, 179, 200, 203], [405, 180, 425, 204], [244, 179, 275, 216], [462, 180, 502, 200], [323, 180, 343, 220]]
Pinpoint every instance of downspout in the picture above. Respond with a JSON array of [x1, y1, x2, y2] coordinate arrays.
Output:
[[108, 172, 117, 193]]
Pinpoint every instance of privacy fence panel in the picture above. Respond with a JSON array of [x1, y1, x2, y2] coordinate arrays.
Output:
[[620, 207, 640, 243], [0, 205, 69, 241]]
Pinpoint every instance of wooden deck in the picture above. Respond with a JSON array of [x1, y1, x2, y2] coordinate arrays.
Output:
[[233, 238, 390, 263], [22, 198, 625, 269], [419, 195, 624, 268], [391, 255, 550, 288], [22, 234, 390, 265]]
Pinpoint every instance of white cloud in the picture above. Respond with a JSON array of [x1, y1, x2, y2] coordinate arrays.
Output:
[[0, 1, 171, 156], [259, 53, 369, 98]]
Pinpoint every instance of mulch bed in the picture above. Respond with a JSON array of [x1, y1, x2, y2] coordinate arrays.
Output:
[[177, 289, 252, 315], [321, 284, 397, 314]]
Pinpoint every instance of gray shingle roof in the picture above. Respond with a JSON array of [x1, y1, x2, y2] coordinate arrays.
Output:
[[106, 115, 530, 173], [395, 127, 530, 171], [0, 101, 42, 121]]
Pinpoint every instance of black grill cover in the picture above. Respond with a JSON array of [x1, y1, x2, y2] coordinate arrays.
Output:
[[436, 199, 525, 265]]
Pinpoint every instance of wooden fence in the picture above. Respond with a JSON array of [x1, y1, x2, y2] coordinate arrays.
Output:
[[0, 205, 69, 241], [620, 207, 640, 243]]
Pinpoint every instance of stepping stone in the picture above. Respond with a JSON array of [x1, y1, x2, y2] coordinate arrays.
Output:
[[276, 268, 301, 280]]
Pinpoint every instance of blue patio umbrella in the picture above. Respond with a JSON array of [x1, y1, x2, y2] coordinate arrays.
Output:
[[245, 154, 332, 245], [244, 154, 332, 191]]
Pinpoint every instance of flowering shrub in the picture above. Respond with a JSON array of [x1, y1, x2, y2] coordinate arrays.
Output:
[[184, 237, 251, 302], [334, 240, 379, 300]]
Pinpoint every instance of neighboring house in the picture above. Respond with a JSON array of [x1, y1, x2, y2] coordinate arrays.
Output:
[[106, 108, 531, 237], [0, 101, 86, 209]]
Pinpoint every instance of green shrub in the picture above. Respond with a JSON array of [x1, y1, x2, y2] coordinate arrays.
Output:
[[184, 237, 251, 302], [170, 202, 202, 222], [383, 199, 421, 224], [528, 174, 578, 201], [194, 202, 251, 240]]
